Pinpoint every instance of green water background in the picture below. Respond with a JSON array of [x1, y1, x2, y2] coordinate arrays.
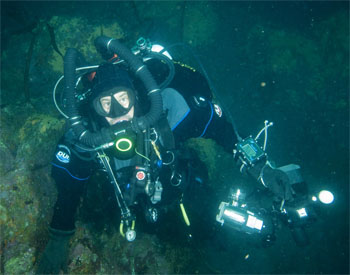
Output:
[[1, 1, 348, 274]]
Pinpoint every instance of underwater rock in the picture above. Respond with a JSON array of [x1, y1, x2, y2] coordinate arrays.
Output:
[[185, 138, 226, 183], [15, 114, 65, 170], [4, 244, 36, 274], [40, 221, 173, 274], [0, 167, 50, 274], [68, 242, 98, 274], [0, 103, 37, 153], [0, 140, 15, 174], [91, 231, 173, 274], [47, 16, 125, 73], [2, 14, 125, 105], [0, 104, 61, 273]]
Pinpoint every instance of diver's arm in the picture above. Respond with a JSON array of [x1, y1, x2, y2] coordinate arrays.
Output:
[[50, 137, 93, 231], [171, 94, 238, 153]]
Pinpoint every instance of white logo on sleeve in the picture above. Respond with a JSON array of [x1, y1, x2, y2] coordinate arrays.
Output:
[[214, 104, 223, 117], [56, 151, 70, 163]]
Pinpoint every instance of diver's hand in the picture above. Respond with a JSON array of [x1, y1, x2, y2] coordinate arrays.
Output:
[[248, 162, 294, 201], [36, 228, 74, 274], [260, 165, 294, 201]]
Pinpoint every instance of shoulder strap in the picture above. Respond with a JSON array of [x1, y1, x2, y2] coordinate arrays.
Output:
[[155, 114, 175, 150]]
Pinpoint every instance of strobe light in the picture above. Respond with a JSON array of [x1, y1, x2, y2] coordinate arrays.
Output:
[[317, 190, 334, 204], [216, 202, 264, 234]]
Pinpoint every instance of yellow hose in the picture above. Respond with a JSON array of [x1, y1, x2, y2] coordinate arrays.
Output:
[[180, 203, 190, 226], [120, 222, 125, 237], [120, 220, 136, 238]]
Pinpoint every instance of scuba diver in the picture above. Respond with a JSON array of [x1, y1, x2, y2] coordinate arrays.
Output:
[[37, 36, 334, 274]]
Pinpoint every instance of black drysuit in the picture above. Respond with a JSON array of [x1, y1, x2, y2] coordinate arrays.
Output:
[[50, 65, 238, 231]]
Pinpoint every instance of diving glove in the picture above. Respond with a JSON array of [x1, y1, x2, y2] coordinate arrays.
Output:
[[248, 162, 294, 201], [36, 227, 75, 274]]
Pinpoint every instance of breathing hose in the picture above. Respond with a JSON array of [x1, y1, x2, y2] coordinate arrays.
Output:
[[64, 48, 106, 147], [143, 51, 175, 89], [94, 36, 163, 130]]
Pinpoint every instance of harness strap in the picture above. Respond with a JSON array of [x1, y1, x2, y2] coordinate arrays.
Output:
[[154, 114, 175, 150]]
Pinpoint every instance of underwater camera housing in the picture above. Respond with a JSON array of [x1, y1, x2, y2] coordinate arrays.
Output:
[[216, 189, 275, 245]]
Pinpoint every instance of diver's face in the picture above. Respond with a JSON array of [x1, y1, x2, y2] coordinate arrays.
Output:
[[100, 91, 130, 112], [100, 91, 134, 125]]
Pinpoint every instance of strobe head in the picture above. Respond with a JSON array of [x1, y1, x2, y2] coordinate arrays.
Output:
[[216, 202, 274, 241], [313, 190, 334, 205], [216, 202, 262, 232]]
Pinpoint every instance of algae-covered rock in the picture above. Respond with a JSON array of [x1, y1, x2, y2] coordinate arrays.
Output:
[[185, 138, 230, 184], [1, 14, 125, 106], [90, 230, 174, 274], [4, 244, 36, 274], [1, 168, 39, 242], [0, 139, 15, 175], [69, 243, 99, 274], [1, 163, 57, 273], [15, 114, 65, 170], [47, 16, 125, 73], [0, 103, 37, 153], [59, 222, 175, 274]]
